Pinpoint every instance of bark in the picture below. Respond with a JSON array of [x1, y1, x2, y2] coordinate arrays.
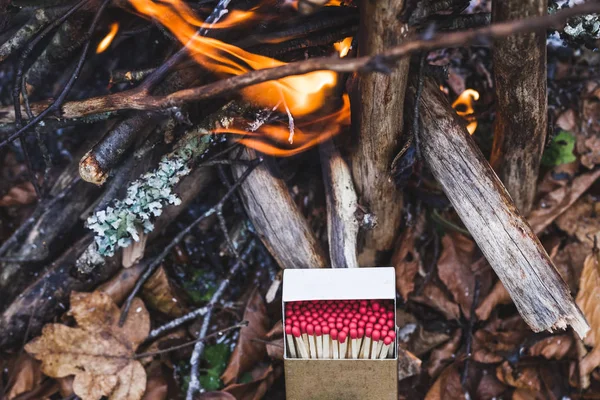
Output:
[[231, 148, 328, 269], [320, 139, 359, 268], [350, 0, 409, 266], [490, 0, 547, 215], [415, 78, 588, 338]]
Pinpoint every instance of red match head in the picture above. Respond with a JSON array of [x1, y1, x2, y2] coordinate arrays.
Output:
[[312, 312, 319, 319], [372, 330, 381, 342], [350, 329, 358, 339], [358, 327, 364, 337], [358, 320, 366, 328], [359, 306, 367, 314], [361, 315, 369, 322], [338, 331, 347, 343], [323, 312, 330, 319], [366, 322, 373, 329], [336, 322, 343, 330], [369, 316, 377, 323], [304, 310, 311, 317], [384, 336, 393, 345], [374, 323, 382, 331], [360, 300, 368, 306], [300, 321, 307, 332], [387, 311, 394, 320], [285, 325, 292, 335], [343, 318, 350, 325], [306, 317, 313, 323], [323, 326, 330, 335], [331, 329, 338, 340], [366, 328, 372, 338], [349, 322, 357, 329], [290, 315, 298, 321], [379, 318, 387, 325], [315, 325, 322, 336], [387, 320, 394, 329], [372, 302, 380, 312], [292, 326, 301, 337], [299, 315, 306, 321], [307, 324, 314, 335], [285, 310, 293, 317], [342, 326, 349, 333], [387, 331, 396, 339], [293, 321, 300, 327]]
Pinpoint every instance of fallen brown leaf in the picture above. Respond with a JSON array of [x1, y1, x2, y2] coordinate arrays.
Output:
[[424, 364, 466, 400], [412, 281, 461, 321], [475, 280, 511, 321], [5, 354, 44, 400], [0, 182, 37, 207], [97, 263, 146, 305], [222, 363, 282, 400], [475, 372, 508, 400], [122, 229, 148, 268], [141, 362, 167, 400], [576, 250, 600, 348], [221, 288, 269, 386], [580, 135, 600, 169], [496, 362, 541, 392], [142, 266, 186, 317], [397, 348, 422, 381], [472, 317, 528, 364], [556, 109, 577, 132], [437, 233, 476, 317], [393, 224, 422, 301], [556, 195, 600, 245], [552, 241, 590, 292], [25, 291, 150, 400], [427, 329, 462, 378], [528, 334, 574, 360], [528, 169, 600, 234], [405, 325, 450, 357]]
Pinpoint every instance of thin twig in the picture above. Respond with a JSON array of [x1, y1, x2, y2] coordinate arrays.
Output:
[[186, 241, 255, 400], [119, 160, 261, 326], [1, 0, 109, 149], [136, 321, 248, 359], [461, 278, 481, 389], [4, 2, 598, 127]]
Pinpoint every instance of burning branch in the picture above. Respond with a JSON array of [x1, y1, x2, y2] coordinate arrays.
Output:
[[1, 0, 598, 141], [414, 77, 589, 339]]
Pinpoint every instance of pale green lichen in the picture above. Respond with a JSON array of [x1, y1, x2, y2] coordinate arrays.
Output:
[[87, 131, 212, 256]]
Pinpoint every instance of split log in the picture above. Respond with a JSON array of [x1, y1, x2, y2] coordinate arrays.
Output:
[[320, 139, 359, 268], [350, 0, 409, 266], [414, 77, 588, 338], [231, 148, 328, 269], [490, 0, 547, 215]]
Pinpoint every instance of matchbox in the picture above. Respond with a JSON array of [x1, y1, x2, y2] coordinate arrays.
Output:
[[282, 267, 398, 400]]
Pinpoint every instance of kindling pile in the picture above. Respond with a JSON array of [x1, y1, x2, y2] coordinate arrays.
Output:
[[284, 299, 396, 359]]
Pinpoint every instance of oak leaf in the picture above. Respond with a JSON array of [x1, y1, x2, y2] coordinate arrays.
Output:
[[25, 291, 150, 400]]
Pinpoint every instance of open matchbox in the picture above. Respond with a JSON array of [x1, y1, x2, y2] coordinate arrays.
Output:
[[282, 267, 398, 400]]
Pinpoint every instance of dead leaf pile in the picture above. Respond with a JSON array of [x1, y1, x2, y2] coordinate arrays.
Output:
[[25, 291, 150, 400]]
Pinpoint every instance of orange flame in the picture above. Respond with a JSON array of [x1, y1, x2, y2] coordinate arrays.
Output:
[[334, 37, 352, 58], [452, 89, 479, 135], [128, 0, 337, 117], [214, 94, 350, 156], [96, 23, 119, 54]]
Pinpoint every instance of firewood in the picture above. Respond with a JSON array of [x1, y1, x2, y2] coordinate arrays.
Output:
[[490, 0, 547, 214], [350, 0, 409, 266], [231, 148, 328, 269], [414, 77, 589, 339], [320, 139, 359, 268]]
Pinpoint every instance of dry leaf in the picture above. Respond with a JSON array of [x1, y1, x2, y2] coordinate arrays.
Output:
[[0, 182, 37, 207], [393, 225, 422, 301], [398, 348, 421, 381], [425, 364, 466, 400], [580, 135, 600, 169], [412, 281, 461, 321], [141, 362, 167, 400], [142, 266, 186, 317], [472, 317, 528, 364], [222, 363, 282, 400], [122, 229, 147, 268], [98, 263, 147, 305], [556, 109, 577, 132], [528, 169, 600, 234], [576, 250, 600, 348], [405, 326, 450, 357], [528, 334, 574, 360], [437, 233, 476, 317], [475, 280, 511, 321], [221, 288, 269, 385], [552, 241, 590, 292], [496, 362, 541, 392], [475, 372, 507, 400], [427, 329, 462, 378], [265, 321, 284, 361], [556, 195, 600, 244], [5, 354, 44, 400], [25, 291, 150, 400]]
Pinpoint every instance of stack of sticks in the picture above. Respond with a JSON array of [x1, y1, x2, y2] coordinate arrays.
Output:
[[284, 299, 396, 359]]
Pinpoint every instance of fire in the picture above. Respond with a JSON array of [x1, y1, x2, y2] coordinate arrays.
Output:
[[128, 0, 337, 117], [334, 37, 352, 58], [214, 94, 351, 156], [96, 23, 119, 54], [451, 89, 479, 135]]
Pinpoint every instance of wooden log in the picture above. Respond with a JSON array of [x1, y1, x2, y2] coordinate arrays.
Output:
[[320, 139, 359, 268], [350, 0, 409, 266], [231, 148, 328, 269], [490, 0, 547, 214], [414, 77, 588, 338]]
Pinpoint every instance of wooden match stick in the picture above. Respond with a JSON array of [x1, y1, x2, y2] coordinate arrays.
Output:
[[331, 329, 339, 359], [379, 336, 393, 359], [286, 325, 297, 358], [350, 329, 359, 359], [339, 331, 348, 360], [360, 328, 372, 358], [307, 324, 317, 359], [315, 325, 323, 359], [387, 331, 395, 358], [322, 326, 330, 359], [370, 330, 380, 360], [292, 327, 309, 358]]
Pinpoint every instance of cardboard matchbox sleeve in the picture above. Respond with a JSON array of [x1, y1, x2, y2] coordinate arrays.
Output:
[[282, 267, 398, 400]]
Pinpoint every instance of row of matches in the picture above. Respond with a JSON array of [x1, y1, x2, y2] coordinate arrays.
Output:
[[284, 299, 396, 359]]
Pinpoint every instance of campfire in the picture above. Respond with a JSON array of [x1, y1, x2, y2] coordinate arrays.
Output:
[[1, 0, 600, 399]]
